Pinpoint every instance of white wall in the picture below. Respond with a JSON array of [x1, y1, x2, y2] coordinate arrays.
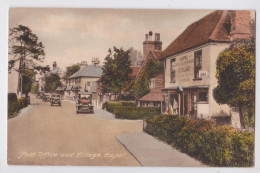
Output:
[[164, 42, 232, 118]]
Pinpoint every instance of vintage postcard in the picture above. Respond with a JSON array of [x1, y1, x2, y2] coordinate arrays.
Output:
[[7, 8, 255, 167]]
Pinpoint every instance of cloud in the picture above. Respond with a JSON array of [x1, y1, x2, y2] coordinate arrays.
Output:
[[9, 8, 214, 69]]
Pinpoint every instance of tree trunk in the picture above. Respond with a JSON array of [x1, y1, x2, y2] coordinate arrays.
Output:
[[248, 107, 253, 124], [118, 89, 122, 101], [238, 105, 245, 129]]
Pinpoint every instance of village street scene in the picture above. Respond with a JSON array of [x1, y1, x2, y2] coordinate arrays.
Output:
[[8, 9, 255, 167]]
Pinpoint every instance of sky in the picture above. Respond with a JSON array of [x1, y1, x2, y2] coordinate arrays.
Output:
[[9, 8, 214, 71]]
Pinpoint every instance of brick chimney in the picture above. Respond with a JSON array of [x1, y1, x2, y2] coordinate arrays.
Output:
[[143, 31, 162, 59], [230, 10, 251, 40], [79, 61, 88, 70]]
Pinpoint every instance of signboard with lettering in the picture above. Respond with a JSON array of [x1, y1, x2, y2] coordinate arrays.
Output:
[[199, 71, 208, 79]]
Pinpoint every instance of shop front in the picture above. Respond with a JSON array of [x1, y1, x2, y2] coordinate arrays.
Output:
[[162, 85, 209, 118]]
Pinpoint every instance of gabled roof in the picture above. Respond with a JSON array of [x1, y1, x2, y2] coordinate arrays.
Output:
[[130, 66, 141, 77], [68, 65, 102, 79], [135, 50, 161, 80], [160, 10, 231, 58]]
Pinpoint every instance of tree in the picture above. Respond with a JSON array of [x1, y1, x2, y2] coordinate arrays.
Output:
[[64, 64, 80, 79], [9, 25, 48, 97], [213, 39, 255, 128], [44, 74, 61, 93], [132, 60, 163, 99], [101, 47, 132, 101], [128, 48, 144, 66], [21, 69, 35, 97]]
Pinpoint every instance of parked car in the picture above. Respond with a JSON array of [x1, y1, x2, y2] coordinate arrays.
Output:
[[42, 93, 51, 102], [76, 92, 94, 114], [50, 93, 61, 106], [36, 92, 44, 99]]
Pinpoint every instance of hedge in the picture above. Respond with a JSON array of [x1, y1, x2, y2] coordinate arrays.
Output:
[[145, 115, 254, 167], [114, 106, 160, 120], [102, 101, 136, 113], [8, 93, 28, 119]]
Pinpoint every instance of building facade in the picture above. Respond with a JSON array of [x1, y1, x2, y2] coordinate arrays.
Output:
[[160, 10, 255, 128], [65, 60, 102, 103], [136, 31, 166, 112]]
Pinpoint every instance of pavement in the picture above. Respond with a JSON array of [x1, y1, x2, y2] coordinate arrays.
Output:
[[116, 132, 207, 167]]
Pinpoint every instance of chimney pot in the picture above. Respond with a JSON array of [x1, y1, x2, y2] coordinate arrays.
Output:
[[155, 33, 160, 41], [145, 34, 148, 41]]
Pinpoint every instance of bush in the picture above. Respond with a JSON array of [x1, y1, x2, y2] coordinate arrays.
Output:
[[145, 114, 254, 167], [8, 93, 18, 119], [8, 93, 28, 119], [102, 101, 136, 113], [114, 106, 160, 120], [102, 102, 122, 113]]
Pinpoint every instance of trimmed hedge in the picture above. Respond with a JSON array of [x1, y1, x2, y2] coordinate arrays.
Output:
[[145, 115, 254, 167], [8, 93, 28, 119], [8, 93, 18, 118], [114, 106, 160, 120], [102, 102, 136, 113]]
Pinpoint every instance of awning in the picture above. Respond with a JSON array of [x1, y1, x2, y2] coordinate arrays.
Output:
[[161, 85, 209, 91], [139, 91, 164, 102]]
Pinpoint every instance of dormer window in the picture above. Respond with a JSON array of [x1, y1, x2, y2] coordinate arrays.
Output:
[[149, 78, 156, 89]]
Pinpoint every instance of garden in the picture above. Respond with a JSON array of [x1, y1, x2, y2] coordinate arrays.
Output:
[[144, 114, 254, 167]]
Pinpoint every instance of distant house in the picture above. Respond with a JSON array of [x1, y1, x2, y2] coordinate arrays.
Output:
[[65, 59, 102, 103], [136, 31, 166, 112], [37, 61, 62, 93], [159, 10, 255, 128]]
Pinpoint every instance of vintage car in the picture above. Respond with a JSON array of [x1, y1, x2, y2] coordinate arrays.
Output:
[[76, 92, 94, 114], [42, 93, 51, 102], [50, 93, 61, 106], [36, 92, 44, 99]]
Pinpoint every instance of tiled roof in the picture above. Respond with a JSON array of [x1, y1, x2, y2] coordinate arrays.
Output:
[[130, 66, 141, 77], [160, 10, 231, 58], [68, 65, 103, 79], [152, 50, 162, 59], [139, 90, 164, 102]]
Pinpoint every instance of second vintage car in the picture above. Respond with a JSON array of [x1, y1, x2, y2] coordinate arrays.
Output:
[[50, 93, 61, 106], [42, 93, 51, 102]]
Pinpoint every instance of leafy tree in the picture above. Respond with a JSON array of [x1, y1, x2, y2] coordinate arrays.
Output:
[[44, 74, 61, 93], [9, 25, 49, 97], [132, 60, 163, 99], [21, 69, 35, 97], [64, 64, 80, 79], [101, 47, 132, 101], [213, 39, 255, 128]]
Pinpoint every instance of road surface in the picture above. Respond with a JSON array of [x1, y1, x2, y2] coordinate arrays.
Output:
[[8, 95, 143, 166]]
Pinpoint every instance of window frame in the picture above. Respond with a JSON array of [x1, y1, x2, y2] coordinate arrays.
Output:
[[170, 58, 176, 83], [194, 50, 202, 80]]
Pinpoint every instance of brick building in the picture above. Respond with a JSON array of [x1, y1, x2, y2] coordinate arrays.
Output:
[[136, 31, 166, 112]]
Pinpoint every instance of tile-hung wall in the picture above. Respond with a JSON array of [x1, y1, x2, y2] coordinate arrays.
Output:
[[164, 42, 230, 120]]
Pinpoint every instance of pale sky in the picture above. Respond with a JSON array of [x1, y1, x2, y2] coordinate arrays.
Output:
[[9, 8, 214, 70]]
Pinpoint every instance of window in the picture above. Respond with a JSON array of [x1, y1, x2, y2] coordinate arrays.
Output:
[[199, 92, 208, 102], [87, 81, 91, 86], [194, 50, 202, 80], [149, 78, 156, 89], [171, 58, 176, 82]]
